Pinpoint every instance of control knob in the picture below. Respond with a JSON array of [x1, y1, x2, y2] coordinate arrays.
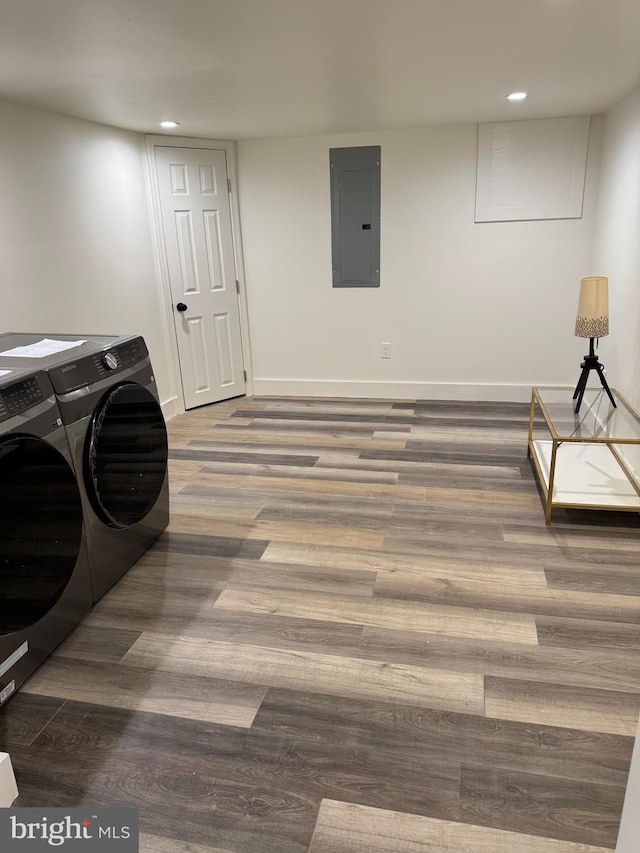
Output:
[[104, 352, 118, 370]]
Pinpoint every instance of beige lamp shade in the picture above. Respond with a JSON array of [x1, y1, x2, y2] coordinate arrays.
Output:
[[575, 276, 609, 338]]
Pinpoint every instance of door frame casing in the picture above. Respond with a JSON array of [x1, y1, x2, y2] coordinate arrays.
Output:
[[145, 135, 254, 416]]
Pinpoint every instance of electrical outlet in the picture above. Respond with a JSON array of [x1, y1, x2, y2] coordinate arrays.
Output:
[[380, 342, 391, 359]]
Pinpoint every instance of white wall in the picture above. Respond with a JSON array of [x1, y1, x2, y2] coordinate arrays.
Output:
[[0, 99, 175, 406], [590, 86, 640, 486], [591, 93, 640, 852], [591, 86, 640, 412], [238, 121, 601, 400], [590, 89, 640, 853], [617, 718, 640, 853]]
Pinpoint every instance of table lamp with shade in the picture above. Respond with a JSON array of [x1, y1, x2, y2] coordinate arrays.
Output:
[[573, 275, 616, 413]]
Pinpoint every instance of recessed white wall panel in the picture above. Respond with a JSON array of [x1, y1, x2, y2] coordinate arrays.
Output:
[[203, 210, 224, 292], [476, 116, 590, 221], [214, 313, 234, 386], [174, 211, 200, 294]]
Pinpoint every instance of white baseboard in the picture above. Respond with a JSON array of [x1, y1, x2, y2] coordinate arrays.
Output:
[[251, 378, 533, 402], [161, 395, 180, 421], [0, 753, 18, 806]]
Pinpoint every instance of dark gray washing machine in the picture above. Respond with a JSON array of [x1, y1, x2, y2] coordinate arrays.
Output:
[[0, 334, 169, 604], [0, 367, 92, 707]]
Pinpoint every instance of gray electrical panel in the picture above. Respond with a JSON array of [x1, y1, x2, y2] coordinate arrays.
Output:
[[330, 146, 380, 287]]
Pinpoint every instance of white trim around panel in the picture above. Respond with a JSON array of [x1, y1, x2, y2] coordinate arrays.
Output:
[[475, 116, 591, 222]]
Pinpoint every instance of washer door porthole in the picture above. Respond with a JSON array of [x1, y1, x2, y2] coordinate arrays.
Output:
[[0, 436, 83, 634], [85, 383, 168, 529]]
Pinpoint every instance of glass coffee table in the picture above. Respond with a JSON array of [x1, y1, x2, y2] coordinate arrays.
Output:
[[528, 386, 640, 524]]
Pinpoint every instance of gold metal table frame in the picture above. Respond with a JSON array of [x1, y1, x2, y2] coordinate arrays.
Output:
[[528, 386, 640, 525]]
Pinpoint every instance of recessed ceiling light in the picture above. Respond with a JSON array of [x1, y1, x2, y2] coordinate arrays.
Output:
[[160, 120, 179, 128], [506, 92, 528, 102]]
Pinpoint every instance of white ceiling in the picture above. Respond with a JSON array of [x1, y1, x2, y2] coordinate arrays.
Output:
[[1, 0, 639, 140]]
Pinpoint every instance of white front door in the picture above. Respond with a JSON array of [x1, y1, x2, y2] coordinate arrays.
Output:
[[154, 145, 246, 409]]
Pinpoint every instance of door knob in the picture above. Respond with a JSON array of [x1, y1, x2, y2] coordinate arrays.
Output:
[[176, 302, 188, 312]]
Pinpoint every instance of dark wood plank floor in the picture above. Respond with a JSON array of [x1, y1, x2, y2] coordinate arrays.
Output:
[[3, 395, 640, 852]]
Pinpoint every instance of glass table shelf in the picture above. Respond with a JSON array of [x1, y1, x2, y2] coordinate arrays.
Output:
[[528, 387, 640, 524]]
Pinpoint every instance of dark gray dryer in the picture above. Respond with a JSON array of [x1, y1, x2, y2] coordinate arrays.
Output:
[[0, 334, 169, 604], [0, 367, 92, 707]]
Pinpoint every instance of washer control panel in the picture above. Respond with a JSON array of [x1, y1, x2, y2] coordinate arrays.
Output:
[[47, 336, 148, 393], [0, 376, 45, 421], [93, 338, 145, 378]]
